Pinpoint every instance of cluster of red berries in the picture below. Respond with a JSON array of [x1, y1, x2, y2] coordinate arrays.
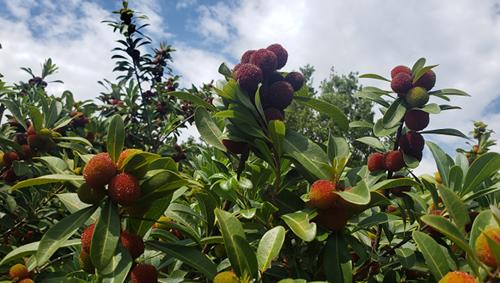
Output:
[[307, 180, 353, 231], [80, 223, 158, 282], [8, 263, 34, 283], [79, 149, 142, 206], [233, 44, 305, 122]]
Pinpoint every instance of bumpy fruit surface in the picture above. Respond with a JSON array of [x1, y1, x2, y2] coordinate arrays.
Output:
[[264, 108, 284, 121], [222, 139, 249, 155], [120, 230, 145, 259], [77, 184, 106, 205], [315, 204, 349, 231], [79, 250, 95, 274], [3, 151, 20, 167], [267, 81, 294, 109], [240, 50, 255, 64], [475, 227, 500, 267], [404, 109, 429, 131], [235, 63, 263, 95], [405, 87, 429, 107], [384, 151, 405, 172], [266, 43, 288, 69], [214, 271, 240, 283], [414, 69, 436, 91], [9, 263, 29, 280], [81, 224, 96, 253], [367, 152, 385, 172], [130, 263, 158, 283], [108, 173, 141, 206], [391, 65, 412, 78], [285, 71, 305, 91], [249, 48, 277, 76], [438, 271, 476, 283], [83, 153, 117, 189], [308, 179, 338, 209], [399, 131, 425, 156], [391, 72, 413, 94]]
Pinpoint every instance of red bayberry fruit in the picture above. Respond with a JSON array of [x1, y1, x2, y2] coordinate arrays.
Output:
[[120, 230, 145, 259], [108, 173, 141, 206], [81, 224, 96, 253], [384, 150, 405, 172], [391, 65, 412, 78], [404, 109, 430, 131], [367, 152, 386, 172], [414, 69, 436, 91], [266, 43, 288, 69], [250, 48, 277, 76], [391, 72, 413, 94], [399, 131, 425, 156], [308, 179, 338, 209], [285, 71, 305, 91], [83, 153, 117, 189]]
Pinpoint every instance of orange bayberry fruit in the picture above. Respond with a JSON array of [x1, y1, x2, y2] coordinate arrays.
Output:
[[130, 263, 158, 283], [367, 152, 385, 172], [213, 271, 240, 283], [120, 230, 144, 259], [83, 153, 117, 188], [438, 271, 476, 283], [9, 263, 29, 280], [308, 180, 338, 209], [475, 227, 500, 267], [108, 173, 141, 206]]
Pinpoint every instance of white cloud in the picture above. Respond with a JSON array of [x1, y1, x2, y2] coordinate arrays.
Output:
[[176, 0, 197, 10]]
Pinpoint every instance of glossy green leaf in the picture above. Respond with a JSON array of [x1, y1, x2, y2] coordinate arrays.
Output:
[[147, 241, 217, 280], [107, 115, 125, 162], [448, 165, 463, 192], [195, 107, 226, 151], [99, 245, 132, 283], [327, 134, 349, 161], [257, 226, 286, 272], [281, 211, 316, 242], [0, 99, 26, 129], [413, 65, 438, 83], [336, 181, 370, 205], [412, 231, 451, 281], [418, 103, 441, 114], [440, 186, 468, 231], [469, 210, 494, 249], [168, 91, 215, 109], [324, 231, 350, 283], [355, 137, 385, 151], [36, 205, 98, 266], [370, 178, 420, 192], [53, 136, 93, 147], [420, 129, 469, 139], [373, 118, 399, 137], [10, 174, 84, 191], [359, 73, 391, 82], [429, 88, 470, 97], [411, 58, 426, 74], [462, 152, 500, 195], [283, 130, 331, 180], [421, 215, 473, 255], [91, 201, 120, 270], [0, 239, 80, 266], [382, 98, 406, 128], [28, 105, 44, 130], [215, 209, 258, 279], [268, 120, 286, 155], [349, 120, 373, 129], [294, 96, 349, 131], [427, 141, 454, 187]]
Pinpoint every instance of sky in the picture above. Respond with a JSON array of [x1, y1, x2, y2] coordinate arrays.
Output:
[[0, 0, 499, 175]]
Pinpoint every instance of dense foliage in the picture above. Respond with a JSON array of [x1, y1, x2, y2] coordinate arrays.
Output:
[[0, 2, 499, 283]]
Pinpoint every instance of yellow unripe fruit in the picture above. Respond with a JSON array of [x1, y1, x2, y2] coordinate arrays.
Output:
[[475, 227, 500, 267], [213, 271, 240, 283]]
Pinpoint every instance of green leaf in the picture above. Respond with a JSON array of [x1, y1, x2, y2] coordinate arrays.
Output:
[[356, 213, 400, 230], [462, 152, 500, 195], [0, 239, 80, 266], [418, 103, 441, 114], [56, 193, 98, 223], [218, 62, 233, 79], [324, 231, 350, 283], [412, 231, 451, 281], [147, 241, 217, 280], [283, 130, 331, 180], [195, 107, 226, 151], [53, 136, 93, 147], [336, 181, 370, 205], [107, 115, 125, 162], [448, 165, 463, 192], [370, 178, 420, 192], [420, 129, 469, 139], [99, 245, 132, 283], [10, 174, 84, 191], [420, 215, 473, 255], [268, 120, 286, 156], [373, 119, 399, 137], [429, 88, 470, 97], [91, 201, 120, 270], [413, 65, 438, 83], [28, 105, 44, 130], [427, 141, 454, 187], [382, 98, 406, 128], [469, 210, 494, 249], [256, 226, 286, 272], [214, 208, 258, 279], [355, 91, 390, 108], [440, 186, 468, 231], [0, 99, 26, 130], [327, 134, 349, 161], [411, 58, 426, 75], [294, 96, 349, 131], [36, 205, 98, 266], [355, 137, 385, 151], [349, 120, 373, 129], [359, 73, 391, 82], [281, 211, 316, 242], [168, 91, 215, 109]]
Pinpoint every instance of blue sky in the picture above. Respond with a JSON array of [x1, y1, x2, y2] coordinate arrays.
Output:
[[0, 0, 499, 174]]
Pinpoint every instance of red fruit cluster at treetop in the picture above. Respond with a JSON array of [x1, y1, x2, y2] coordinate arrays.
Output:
[[130, 263, 158, 283]]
